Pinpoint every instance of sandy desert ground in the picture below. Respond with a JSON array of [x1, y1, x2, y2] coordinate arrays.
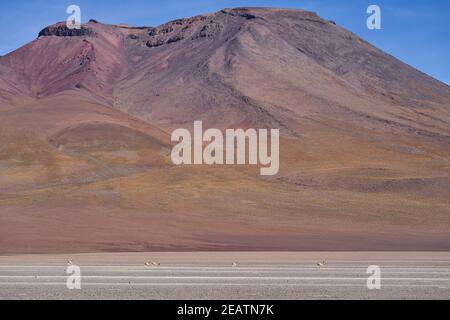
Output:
[[0, 252, 449, 300]]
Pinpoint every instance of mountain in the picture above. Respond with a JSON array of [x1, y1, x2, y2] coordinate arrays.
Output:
[[0, 7, 449, 254]]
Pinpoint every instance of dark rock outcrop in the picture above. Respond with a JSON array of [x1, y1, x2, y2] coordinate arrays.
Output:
[[221, 8, 257, 20], [146, 39, 164, 48], [167, 35, 184, 43], [38, 25, 94, 37]]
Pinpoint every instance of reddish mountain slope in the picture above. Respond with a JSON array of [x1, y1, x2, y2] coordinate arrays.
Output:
[[0, 8, 449, 253]]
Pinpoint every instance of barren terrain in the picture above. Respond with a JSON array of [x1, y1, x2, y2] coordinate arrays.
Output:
[[0, 8, 449, 254]]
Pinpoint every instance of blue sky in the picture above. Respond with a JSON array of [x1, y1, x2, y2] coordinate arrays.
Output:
[[0, 0, 449, 85]]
